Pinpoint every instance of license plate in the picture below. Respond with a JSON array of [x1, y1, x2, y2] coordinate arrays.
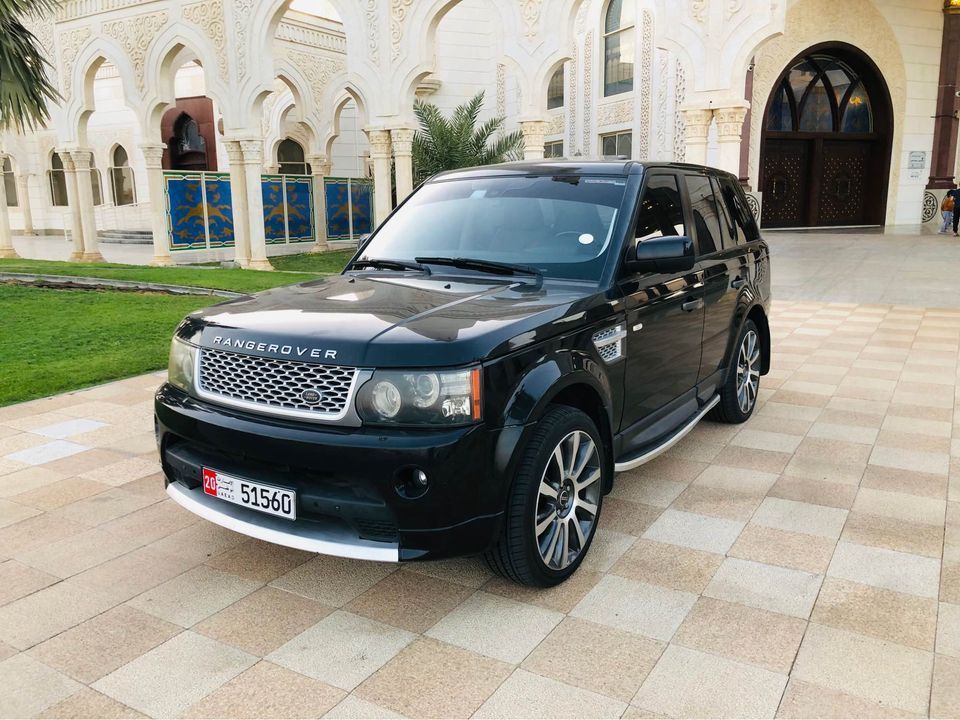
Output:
[[202, 468, 296, 520]]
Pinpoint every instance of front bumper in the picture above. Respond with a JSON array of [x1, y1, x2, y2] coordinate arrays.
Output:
[[155, 384, 516, 561]]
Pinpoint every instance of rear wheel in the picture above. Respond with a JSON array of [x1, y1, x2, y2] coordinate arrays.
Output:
[[712, 318, 761, 423], [484, 406, 605, 587]]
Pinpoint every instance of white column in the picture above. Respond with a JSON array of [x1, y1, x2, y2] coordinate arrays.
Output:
[[69, 149, 104, 262], [366, 129, 393, 228], [520, 120, 548, 160], [60, 151, 86, 261], [390, 127, 415, 203], [240, 139, 272, 271], [16, 174, 34, 236], [0, 155, 16, 258], [139, 144, 173, 266], [714, 106, 749, 177], [307, 153, 329, 252], [682, 108, 714, 166], [224, 140, 251, 268]]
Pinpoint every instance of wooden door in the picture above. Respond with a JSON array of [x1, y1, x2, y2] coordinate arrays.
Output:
[[816, 140, 871, 226], [760, 140, 811, 228]]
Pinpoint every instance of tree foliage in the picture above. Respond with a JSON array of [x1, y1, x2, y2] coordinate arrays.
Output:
[[412, 91, 524, 184], [0, 0, 60, 133]]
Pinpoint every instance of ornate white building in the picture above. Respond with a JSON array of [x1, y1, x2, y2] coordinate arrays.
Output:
[[0, 0, 952, 268]]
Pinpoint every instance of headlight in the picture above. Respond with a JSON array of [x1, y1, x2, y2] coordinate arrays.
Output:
[[167, 338, 197, 393], [357, 367, 482, 425]]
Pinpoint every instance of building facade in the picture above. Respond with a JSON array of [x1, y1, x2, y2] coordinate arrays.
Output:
[[0, 0, 953, 267]]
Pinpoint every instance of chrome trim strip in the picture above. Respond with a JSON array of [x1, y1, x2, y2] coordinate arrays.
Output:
[[614, 395, 720, 473], [166, 482, 400, 562]]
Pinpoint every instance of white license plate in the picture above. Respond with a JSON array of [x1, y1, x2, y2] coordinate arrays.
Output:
[[202, 468, 296, 520]]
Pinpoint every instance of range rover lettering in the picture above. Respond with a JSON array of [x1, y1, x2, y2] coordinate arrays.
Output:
[[156, 160, 771, 587]]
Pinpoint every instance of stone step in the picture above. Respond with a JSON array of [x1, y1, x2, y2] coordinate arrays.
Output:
[[98, 229, 153, 244]]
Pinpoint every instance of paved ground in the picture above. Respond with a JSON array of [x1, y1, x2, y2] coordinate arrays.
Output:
[[1, 229, 959, 718]]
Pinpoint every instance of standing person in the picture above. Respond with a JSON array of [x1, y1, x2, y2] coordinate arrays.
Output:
[[949, 184, 960, 236], [941, 187, 956, 234]]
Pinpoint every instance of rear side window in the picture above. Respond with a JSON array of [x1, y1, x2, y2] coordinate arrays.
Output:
[[711, 177, 737, 249], [684, 175, 722, 255], [718, 176, 759, 244], [635, 174, 685, 241]]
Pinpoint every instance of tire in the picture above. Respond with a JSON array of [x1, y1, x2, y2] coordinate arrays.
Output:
[[483, 405, 606, 587], [711, 318, 762, 424]]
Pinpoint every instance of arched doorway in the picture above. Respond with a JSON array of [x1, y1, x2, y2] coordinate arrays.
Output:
[[759, 43, 893, 228]]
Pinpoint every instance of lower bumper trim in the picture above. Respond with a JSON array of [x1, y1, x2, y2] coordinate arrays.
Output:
[[166, 482, 400, 563]]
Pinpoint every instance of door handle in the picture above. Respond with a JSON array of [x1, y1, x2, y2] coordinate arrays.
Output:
[[681, 299, 703, 312], [731, 277, 747, 289]]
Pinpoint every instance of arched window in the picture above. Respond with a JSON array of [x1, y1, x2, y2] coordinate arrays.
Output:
[[110, 145, 136, 206], [89, 155, 103, 207], [169, 112, 209, 171], [603, 0, 634, 97], [547, 65, 565, 110], [278, 138, 311, 175], [2, 157, 17, 208], [766, 54, 874, 134], [48, 153, 68, 207]]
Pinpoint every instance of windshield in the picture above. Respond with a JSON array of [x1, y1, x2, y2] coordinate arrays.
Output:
[[356, 174, 628, 281]]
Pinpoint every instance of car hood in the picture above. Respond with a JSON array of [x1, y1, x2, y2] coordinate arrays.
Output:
[[177, 272, 608, 367]]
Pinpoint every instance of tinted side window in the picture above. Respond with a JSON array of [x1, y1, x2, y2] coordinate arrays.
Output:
[[718, 177, 758, 244], [684, 175, 722, 255], [635, 174, 685, 241], [711, 176, 736, 250]]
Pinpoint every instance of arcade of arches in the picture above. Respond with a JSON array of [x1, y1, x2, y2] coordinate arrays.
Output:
[[0, 0, 956, 268]]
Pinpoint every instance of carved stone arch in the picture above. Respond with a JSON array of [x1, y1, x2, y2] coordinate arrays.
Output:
[[320, 87, 369, 160]]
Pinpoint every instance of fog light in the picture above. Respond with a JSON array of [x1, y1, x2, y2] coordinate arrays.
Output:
[[414, 470, 428, 487]]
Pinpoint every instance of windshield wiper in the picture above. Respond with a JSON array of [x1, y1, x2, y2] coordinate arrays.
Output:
[[349, 257, 430, 274], [415, 256, 542, 279]]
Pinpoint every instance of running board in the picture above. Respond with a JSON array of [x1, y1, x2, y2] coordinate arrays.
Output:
[[614, 395, 720, 473]]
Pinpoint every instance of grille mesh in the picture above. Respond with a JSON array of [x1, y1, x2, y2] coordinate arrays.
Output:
[[199, 348, 356, 416]]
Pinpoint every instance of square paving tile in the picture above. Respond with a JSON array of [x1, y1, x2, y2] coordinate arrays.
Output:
[[0, 652, 83, 718], [93, 631, 256, 718], [203, 538, 313, 583], [146, 520, 247, 564], [323, 696, 403, 719], [570, 574, 697, 641], [751, 497, 848, 539], [0, 466, 67, 499], [827, 541, 941, 599], [15, 527, 143, 579], [704, 557, 822, 619], [841, 511, 944, 559], [0, 580, 116, 650], [6, 440, 89, 466], [776, 678, 919, 718], [0, 499, 40, 529], [481, 568, 602, 614], [270, 555, 395, 607], [128, 565, 261, 627], [33, 418, 107, 439], [853, 487, 947, 527], [632, 644, 787, 719], [425, 590, 562, 663], [610, 538, 723, 594], [267, 610, 415, 691], [937, 602, 960, 658], [37, 688, 146, 719], [98, 499, 198, 546], [357, 637, 511, 718], [345, 568, 472, 634], [932, 654, 960, 719], [0, 558, 58, 606], [69, 545, 194, 605], [641, 509, 745, 554], [671, 485, 762, 521], [473, 669, 626, 719], [729, 524, 836, 574], [13, 477, 109, 511]]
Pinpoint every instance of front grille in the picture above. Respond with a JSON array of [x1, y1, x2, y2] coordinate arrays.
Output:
[[198, 348, 357, 418]]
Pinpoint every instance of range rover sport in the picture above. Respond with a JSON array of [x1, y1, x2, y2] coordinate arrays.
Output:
[[156, 160, 771, 587]]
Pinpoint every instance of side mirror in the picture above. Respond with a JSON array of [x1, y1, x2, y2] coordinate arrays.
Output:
[[625, 236, 695, 274]]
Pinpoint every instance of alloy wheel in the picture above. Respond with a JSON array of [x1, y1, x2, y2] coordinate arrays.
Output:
[[535, 430, 602, 570], [736, 329, 760, 413]]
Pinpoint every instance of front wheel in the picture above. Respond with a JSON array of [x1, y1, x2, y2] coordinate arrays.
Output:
[[483, 406, 605, 587], [712, 318, 762, 423]]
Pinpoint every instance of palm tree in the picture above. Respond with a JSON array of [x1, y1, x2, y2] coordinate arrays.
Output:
[[412, 91, 524, 185], [0, 0, 60, 132]]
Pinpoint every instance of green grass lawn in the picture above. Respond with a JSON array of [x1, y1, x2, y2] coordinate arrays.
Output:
[[1, 284, 218, 406], [0, 248, 355, 294]]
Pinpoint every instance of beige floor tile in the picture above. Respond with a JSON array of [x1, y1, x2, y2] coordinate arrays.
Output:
[[474, 668, 626, 719], [185, 660, 345, 719], [323, 695, 403, 719], [828, 541, 941, 599], [751, 496, 848, 539], [877, 429, 952, 456], [633, 644, 787, 719], [704, 557, 822, 619], [860, 465, 948, 500], [28, 604, 180, 683], [841, 512, 944, 559], [731, 429, 804, 454], [627, 457, 711, 484], [482, 568, 602, 614], [345, 569, 472, 634], [146, 521, 247, 564], [792, 623, 933, 715], [0, 579, 115, 650], [692, 464, 779, 495], [0, 652, 83, 718], [577, 527, 636, 573], [776, 678, 920, 719], [796, 436, 873, 465], [729, 524, 836, 574], [598, 497, 662, 537], [937, 602, 960, 658], [37, 688, 147, 719], [99, 499, 199, 545], [70, 544, 193, 605], [806, 421, 878, 445], [129, 565, 261, 627], [522, 617, 663, 702], [15, 526, 144, 579], [870, 445, 950, 476], [609, 476, 687, 508], [0, 466, 67, 499], [52, 487, 157, 527], [768, 475, 858, 509], [674, 596, 806, 674], [570, 574, 696, 642], [782, 455, 866, 485], [769, 389, 831, 408], [0, 499, 41, 529], [932, 654, 960, 719], [812, 578, 938, 651], [13, 477, 110, 511], [93, 631, 256, 718], [853, 487, 947, 527], [270, 555, 395, 607], [78, 456, 161, 487], [0, 558, 58, 606], [403, 557, 492, 588], [671, 484, 762, 521], [641, 509, 745, 554], [41, 448, 129, 477], [357, 637, 511, 718], [744, 414, 815, 437], [204, 538, 312, 583], [713, 444, 793, 474], [942, 562, 960, 605], [818, 407, 885, 429], [268, 610, 415, 691], [195, 586, 332, 657], [610, 538, 722, 593]]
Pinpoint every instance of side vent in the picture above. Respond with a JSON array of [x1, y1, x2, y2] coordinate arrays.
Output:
[[592, 324, 626, 363]]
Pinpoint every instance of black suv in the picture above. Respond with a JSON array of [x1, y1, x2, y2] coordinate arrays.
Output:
[[156, 160, 770, 587]]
